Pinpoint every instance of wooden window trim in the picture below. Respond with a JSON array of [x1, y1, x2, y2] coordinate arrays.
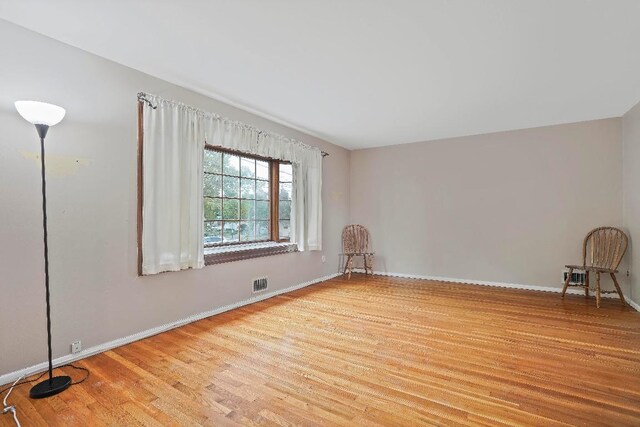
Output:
[[271, 161, 280, 242], [137, 101, 144, 276], [204, 242, 297, 265]]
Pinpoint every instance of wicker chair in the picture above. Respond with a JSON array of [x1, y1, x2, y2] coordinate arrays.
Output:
[[562, 227, 628, 308], [341, 225, 374, 279]]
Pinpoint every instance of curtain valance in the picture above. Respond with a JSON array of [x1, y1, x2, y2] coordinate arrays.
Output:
[[143, 93, 322, 164]]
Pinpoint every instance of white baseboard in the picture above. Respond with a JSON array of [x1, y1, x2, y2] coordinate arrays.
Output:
[[0, 272, 340, 387], [353, 269, 640, 311]]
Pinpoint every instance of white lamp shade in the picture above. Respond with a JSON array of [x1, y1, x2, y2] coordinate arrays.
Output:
[[15, 101, 66, 126]]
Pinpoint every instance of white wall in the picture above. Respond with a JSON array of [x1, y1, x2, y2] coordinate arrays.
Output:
[[623, 100, 640, 304], [350, 119, 624, 290], [0, 20, 350, 376]]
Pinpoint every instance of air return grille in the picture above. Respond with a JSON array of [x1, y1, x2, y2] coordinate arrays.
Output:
[[563, 269, 585, 285], [253, 277, 268, 293]]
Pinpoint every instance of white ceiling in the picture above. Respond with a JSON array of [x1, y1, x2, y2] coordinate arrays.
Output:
[[1, 1, 639, 149]]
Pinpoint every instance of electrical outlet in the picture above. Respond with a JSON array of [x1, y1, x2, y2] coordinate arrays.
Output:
[[627, 270, 631, 277], [321, 255, 326, 263], [71, 340, 82, 354]]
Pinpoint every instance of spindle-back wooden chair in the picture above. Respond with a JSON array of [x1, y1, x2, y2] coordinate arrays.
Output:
[[562, 227, 628, 308], [341, 225, 374, 279]]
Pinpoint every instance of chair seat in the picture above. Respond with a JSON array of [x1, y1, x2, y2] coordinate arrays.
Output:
[[342, 252, 375, 256], [565, 265, 618, 274]]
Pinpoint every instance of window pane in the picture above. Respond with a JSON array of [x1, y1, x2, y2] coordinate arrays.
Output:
[[203, 149, 276, 246], [279, 200, 291, 220], [223, 175, 239, 198], [255, 200, 270, 220], [256, 160, 269, 180], [240, 178, 255, 199], [240, 158, 255, 178], [256, 180, 269, 200], [204, 221, 222, 244], [240, 221, 255, 242], [279, 182, 292, 201], [204, 174, 221, 197], [204, 197, 222, 220], [240, 199, 255, 220], [223, 221, 239, 242], [223, 198, 239, 220], [279, 163, 292, 182], [279, 220, 290, 239], [256, 221, 270, 240], [204, 150, 222, 174], [223, 154, 240, 176]]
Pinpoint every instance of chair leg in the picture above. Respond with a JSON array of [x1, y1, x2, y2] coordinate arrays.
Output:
[[348, 256, 354, 279], [343, 255, 351, 276], [562, 268, 573, 297], [596, 272, 601, 308], [610, 273, 627, 307], [584, 271, 589, 297]]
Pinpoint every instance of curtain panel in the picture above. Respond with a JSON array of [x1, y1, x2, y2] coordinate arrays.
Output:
[[141, 99, 205, 274], [140, 93, 323, 274]]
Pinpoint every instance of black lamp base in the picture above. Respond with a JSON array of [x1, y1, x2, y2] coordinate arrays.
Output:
[[29, 375, 71, 399]]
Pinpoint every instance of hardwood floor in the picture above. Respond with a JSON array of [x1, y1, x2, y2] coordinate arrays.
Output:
[[3, 274, 640, 426]]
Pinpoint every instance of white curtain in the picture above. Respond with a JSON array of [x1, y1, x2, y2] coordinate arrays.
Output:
[[291, 150, 322, 251], [141, 99, 205, 275], [140, 93, 323, 274]]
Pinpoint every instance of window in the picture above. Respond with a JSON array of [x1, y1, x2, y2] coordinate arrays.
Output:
[[203, 146, 292, 246]]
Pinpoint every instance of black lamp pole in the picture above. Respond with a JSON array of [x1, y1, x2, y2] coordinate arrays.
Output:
[[28, 123, 72, 399]]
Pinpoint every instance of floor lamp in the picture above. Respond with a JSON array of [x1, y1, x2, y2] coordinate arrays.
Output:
[[14, 101, 72, 399]]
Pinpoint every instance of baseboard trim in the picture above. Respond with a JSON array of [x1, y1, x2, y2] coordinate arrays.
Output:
[[0, 272, 340, 386], [353, 269, 640, 311]]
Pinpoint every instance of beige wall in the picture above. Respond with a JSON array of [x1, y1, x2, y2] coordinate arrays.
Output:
[[623, 101, 640, 304], [0, 18, 636, 379], [350, 119, 624, 290], [0, 21, 350, 376]]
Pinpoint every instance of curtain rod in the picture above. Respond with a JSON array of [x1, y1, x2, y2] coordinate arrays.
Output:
[[137, 92, 329, 158]]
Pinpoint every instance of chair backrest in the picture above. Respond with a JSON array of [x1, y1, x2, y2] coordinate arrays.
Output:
[[342, 224, 371, 254], [582, 227, 628, 270]]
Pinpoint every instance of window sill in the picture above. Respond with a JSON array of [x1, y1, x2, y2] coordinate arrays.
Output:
[[204, 241, 298, 265]]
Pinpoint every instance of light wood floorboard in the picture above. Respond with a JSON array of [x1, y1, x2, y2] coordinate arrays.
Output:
[[2, 274, 640, 426]]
